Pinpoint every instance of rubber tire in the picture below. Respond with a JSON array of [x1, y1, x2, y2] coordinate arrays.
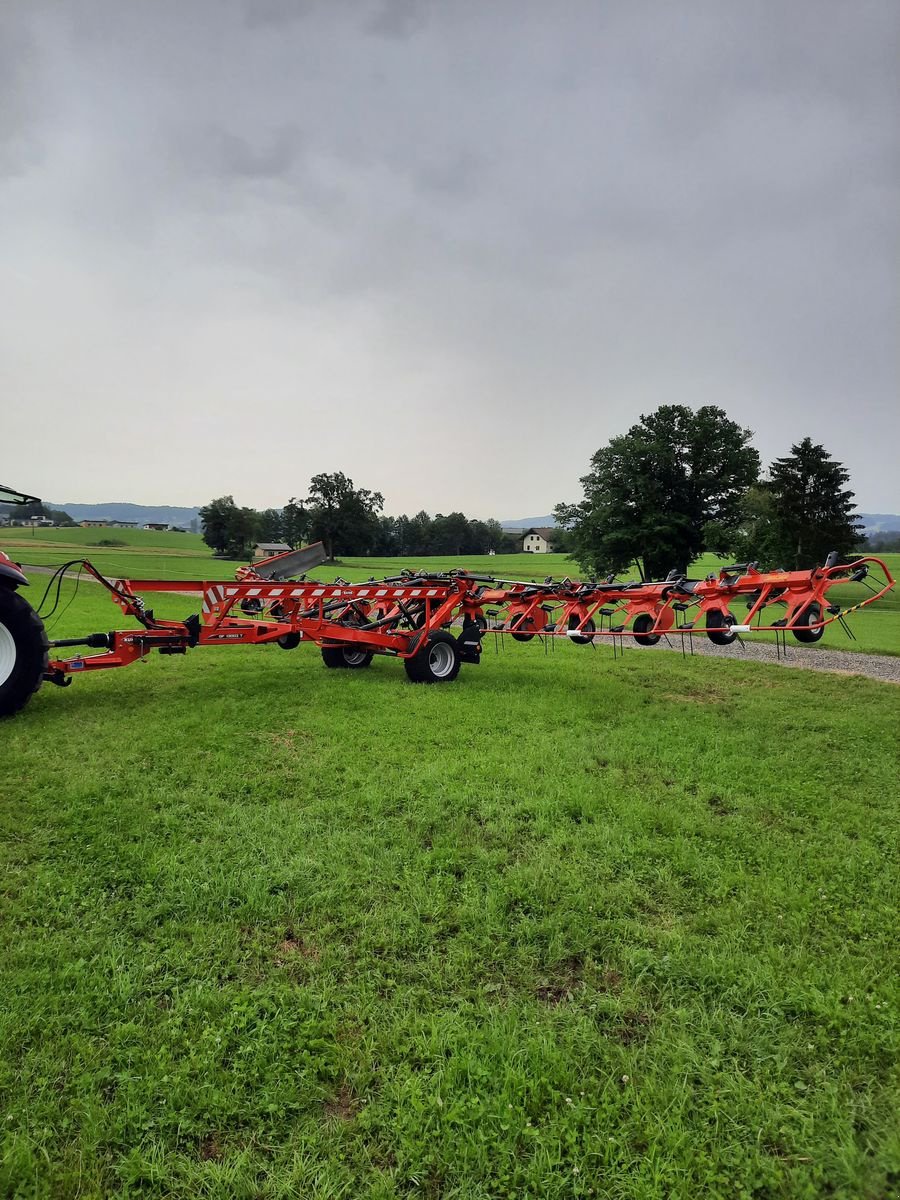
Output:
[[567, 615, 596, 645], [632, 613, 660, 647], [404, 631, 461, 684], [706, 610, 737, 646], [0, 587, 49, 719], [509, 613, 537, 643], [277, 633, 302, 650], [321, 645, 373, 669], [793, 603, 824, 644]]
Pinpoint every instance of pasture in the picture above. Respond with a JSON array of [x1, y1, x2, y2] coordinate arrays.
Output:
[[1, 536, 899, 1199]]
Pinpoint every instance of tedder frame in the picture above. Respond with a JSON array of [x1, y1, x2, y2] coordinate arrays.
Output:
[[0, 496, 895, 718]]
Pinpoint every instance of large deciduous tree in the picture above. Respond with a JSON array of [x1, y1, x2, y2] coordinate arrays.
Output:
[[555, 405, 760, 579], [755, 438, 863, 569], [199, 496, 258, 559], [306, 472, 384, 560]]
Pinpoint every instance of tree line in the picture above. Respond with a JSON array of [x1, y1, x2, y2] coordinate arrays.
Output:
[[199, 472, 534, 560], [199, 406, 881, 572], [555, 404, 866, 576]]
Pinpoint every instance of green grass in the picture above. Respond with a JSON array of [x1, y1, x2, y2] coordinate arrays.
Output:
[[2, 586, 899, 1198]]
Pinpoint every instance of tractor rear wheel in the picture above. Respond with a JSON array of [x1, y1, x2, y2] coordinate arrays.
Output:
[[0, 588, 48, 718], [632, 613, 660, 646], [404, 632, 460, 683], [322, 645, 373, 669], [793, 604, 824, 643]]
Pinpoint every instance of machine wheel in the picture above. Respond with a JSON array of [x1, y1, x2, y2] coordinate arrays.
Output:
[[277, 633, 302, 650], [567, 615, 596, 645], [793, 603, 824, 643], [509, 613, 537, 643], [404, 632, 461, 683], [632, 613, 660, 646], [705, 610, 737, 646], [0, 587, 48, 718], [322, 645, 373, 669]]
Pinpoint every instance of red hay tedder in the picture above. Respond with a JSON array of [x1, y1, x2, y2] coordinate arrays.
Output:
[[0, 483, 895, 718]]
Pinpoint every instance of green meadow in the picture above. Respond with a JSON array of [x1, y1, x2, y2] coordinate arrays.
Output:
[[1, 537, 899, 1198]]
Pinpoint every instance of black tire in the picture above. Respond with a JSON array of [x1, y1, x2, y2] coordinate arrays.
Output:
[[474, 614, 488, 632], [321, 645, 373, 669], [0, 587, 48, 719], [793, 603, 824, 644], [632, 613, 660, 647], [404, 631, 461, 684], [277, 633, 302, 650], [567, 614, 596, 645], [706, 610, 737, 646], [509, 613, 537, 643]]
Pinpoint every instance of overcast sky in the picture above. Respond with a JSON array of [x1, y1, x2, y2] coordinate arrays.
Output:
[[2, 0, 898, 516]]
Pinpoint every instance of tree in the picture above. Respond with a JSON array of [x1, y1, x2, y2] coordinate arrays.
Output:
[[755, 438, 863, 569], [199, 496, 259, 559], [257, 508, 283, 543], [306, 472, 384, 560], [407, 511, 433, 555], [555, 405, 760, 579], [281, 498, 309, 549]]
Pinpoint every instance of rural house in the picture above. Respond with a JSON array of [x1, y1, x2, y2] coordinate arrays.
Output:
[[521, 527, 556, 553], [253, 542, 292, 560]]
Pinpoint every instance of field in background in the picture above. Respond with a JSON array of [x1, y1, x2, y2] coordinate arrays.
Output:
[[3, 527, 897, 656], [3, 583, 899, 1198]]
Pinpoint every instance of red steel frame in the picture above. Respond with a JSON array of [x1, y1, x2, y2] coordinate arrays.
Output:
[[40, 554, 895, 685]]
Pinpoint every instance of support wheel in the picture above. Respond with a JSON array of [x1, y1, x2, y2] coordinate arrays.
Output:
[[509, 613, 538, 643], [277, 633, 302, 650], [322, 646, 374, 669], [0, 587, 49, 718], [567, 615, 596, 645], [404, 632, 461, 683], [705, 610, 737, 646], [632, 613, 660, 646], [792, 604, 824, 643]]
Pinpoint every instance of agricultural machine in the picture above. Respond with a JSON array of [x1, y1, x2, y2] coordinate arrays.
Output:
[[0, 483, 894, 718]]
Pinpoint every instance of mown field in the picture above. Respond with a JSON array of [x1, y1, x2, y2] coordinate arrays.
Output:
[[3, 527, 898, 655], [2, 561, 899, 1198]]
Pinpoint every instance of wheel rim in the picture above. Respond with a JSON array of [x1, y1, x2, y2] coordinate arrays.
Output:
[[0, 622, 17, 687], [427, 642, 455, 678], [343, 648, 368, 666]]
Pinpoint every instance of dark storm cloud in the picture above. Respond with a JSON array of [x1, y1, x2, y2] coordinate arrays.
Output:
[[1, 0, 897, 514]]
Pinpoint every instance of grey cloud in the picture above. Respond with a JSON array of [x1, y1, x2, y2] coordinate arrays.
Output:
[[1, 0, 897, 515]]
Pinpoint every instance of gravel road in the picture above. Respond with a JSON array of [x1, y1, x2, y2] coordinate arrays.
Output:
[[645, 635, 900, 684]]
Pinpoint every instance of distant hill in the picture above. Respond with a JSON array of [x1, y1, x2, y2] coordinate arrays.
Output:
[[503, 513, 899, 534], [859, 513, 900, 533], [50, 501, 203, 527], [500, 515, 559, 529]]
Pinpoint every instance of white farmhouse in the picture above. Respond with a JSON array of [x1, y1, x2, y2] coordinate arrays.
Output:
[[521, 527, 556, 553]]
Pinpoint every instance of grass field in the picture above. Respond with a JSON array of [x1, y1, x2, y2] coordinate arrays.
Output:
[[3, 527, 898, 656], [2, 571, 899, 1198]]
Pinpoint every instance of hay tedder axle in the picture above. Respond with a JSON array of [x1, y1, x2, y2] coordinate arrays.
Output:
[[0, 512, 894, 717]]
